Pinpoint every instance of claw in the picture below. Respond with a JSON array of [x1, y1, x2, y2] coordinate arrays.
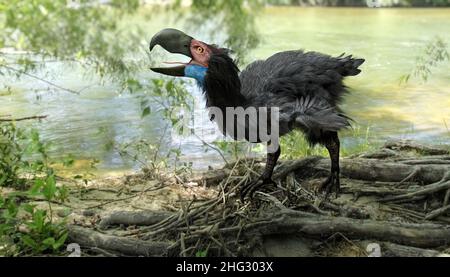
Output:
[[240, 177, 276, 201], [319, 171, 340, 198]]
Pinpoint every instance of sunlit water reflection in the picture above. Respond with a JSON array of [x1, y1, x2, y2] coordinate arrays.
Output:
[[1, 7, 449, 175]]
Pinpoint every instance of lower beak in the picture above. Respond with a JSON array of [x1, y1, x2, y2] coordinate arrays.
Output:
[[149, 28, 193, 77], [150, 65, 185, 77]]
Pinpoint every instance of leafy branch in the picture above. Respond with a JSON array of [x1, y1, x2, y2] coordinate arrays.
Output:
[[400, 36, 449, 84]]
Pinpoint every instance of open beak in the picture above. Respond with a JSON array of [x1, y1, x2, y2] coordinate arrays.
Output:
[[149, 28, 193, 77]]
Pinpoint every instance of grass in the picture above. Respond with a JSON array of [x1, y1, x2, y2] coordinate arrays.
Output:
[[444, 119, 450, 138], [279, 130, 328, 159], [280, 119, 450, 160], [443, 119, 450, 152], [279, 125, 379, 160]]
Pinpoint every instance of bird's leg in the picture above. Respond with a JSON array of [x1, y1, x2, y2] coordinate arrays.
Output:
[[319, 132, 341, 197], [240, 146, 281, 200]]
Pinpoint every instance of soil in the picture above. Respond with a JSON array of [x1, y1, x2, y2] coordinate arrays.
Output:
[[26, 140, 450, 257]]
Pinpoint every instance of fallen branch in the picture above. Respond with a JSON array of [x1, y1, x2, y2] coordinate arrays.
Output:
[[190, 168, 231, 186], [273, 156, 322, 181], [1, 64, 82, 95], [425, 205, 450, 220], [384, 140, 449, 155], [68, 225, 170, 256], [381, 178, 450, 203], [340, 181, 410, 197], [316, 158, 449, 184], [0, 115, 48, 122], [98, 211, 175, 230], [234, 209, 450, 248], [378, 242, 448, 257]]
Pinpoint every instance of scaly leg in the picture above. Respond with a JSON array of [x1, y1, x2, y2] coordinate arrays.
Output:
[[240, 146, 281, 200], [319, 132, 341, 196]]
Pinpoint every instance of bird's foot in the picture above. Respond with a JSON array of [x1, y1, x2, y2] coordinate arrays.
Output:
[[318, 171, 340, 198], [240, 177, 277, 201]]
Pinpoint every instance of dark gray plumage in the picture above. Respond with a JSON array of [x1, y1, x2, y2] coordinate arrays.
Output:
[[240, 50, 362, 143], [202, 50, 364, 198], [148, 29, 365, 199]]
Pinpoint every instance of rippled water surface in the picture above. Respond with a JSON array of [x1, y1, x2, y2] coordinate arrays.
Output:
[[1, 7, 449, 174]]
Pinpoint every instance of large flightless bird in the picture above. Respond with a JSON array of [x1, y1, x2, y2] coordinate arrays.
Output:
[[149, 28, 364, 199]]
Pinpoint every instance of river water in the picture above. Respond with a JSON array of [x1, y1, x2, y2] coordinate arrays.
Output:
[[1, 7, 449, 175]]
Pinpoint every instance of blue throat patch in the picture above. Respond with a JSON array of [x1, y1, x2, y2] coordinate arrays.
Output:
[[185, 64, 208, 86]]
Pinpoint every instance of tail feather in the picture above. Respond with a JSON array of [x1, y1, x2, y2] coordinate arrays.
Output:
[[338, 54, 365, 76], [294, 96, 351, 132]]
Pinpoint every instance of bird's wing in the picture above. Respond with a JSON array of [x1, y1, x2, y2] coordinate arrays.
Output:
[[240, 50, 364, 105]]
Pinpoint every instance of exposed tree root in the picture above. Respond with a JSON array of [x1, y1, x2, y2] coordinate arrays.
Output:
[[326, 159, 448, 184], [66, 140, 450, 257], [426, 205, 450, 220], [238, 208, 450, 248], [384, 140, 449, 156], [68, 225, 170, 256], [98, 211, 175, 230], [360, 242, 449, 257], [380, 173, 450, 203]]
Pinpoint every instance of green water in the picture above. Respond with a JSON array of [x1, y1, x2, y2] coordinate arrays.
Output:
[[255, 7, 450, 143], [1, 7, 449, 174]]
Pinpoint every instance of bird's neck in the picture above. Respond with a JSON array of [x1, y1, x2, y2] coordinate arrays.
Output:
[[203, 53, 246, 111]]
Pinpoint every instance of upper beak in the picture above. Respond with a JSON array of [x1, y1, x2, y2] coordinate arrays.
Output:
[[149, 28, 193, 76]]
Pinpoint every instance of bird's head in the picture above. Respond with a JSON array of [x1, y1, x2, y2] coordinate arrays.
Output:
[[149, 28, 222, 85]]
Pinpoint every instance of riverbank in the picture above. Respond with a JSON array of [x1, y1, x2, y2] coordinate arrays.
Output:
[[16, 140, 449, 257], [2, 7, 449, 174]]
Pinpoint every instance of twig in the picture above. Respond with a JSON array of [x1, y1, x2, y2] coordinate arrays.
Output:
[[180, 233, 187, 257], [425, 205, 450, 220], [193, 133, 229, 166], [1, 64, 82, 94], [0, 115, 48, 122], [399, 167, 421, 184], [444, 189, 450, 207], [381, 177, 450, 203]]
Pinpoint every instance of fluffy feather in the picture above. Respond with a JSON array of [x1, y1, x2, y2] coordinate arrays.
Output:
[[203, 50, 364, 144]]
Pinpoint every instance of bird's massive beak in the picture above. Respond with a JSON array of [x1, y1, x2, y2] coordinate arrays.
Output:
[[149, 28, 193, 77]]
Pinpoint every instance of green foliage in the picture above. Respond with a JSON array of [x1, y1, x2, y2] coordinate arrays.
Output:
[[0, 123, 69, 256], [0, 122, 56, 188], [1, 0, 261, 85], [172, 0, 262, 61], [213, 140, 250, 161], [279, 125, 376, 160], [117, 138, 192, 179], [0, 123, 25, 187], [265, 0, 450, 6], [143, 79, 193, 121], [0, 0, 144, 79], [280, 130, 328, 159], [195, 249, 208, 257], [400, 36, 449, 84], [444, 119, 450, 139], [0, 193, 68, 256], [117, 78, 195, 176], [340, 126, 376, 156], [403, 0, 450, 6], [0, 0, 261, 177]]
